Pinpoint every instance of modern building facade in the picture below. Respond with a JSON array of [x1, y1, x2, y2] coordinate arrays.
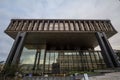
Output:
[[4, 19, 120, 74]]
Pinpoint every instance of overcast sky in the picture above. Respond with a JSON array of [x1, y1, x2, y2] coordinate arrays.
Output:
[[0, 0, 120, 61]]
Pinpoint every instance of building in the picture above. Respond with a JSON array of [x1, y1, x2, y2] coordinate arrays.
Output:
[[4, 19, 120, 74]]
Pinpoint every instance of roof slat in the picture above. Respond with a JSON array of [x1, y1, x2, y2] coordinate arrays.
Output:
[[5, 19, 116, 32]]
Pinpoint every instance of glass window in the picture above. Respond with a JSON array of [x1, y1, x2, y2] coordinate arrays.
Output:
[[19, 45, 106, 74], [19, 47, 36, 72], [20, 47, 36, 64]]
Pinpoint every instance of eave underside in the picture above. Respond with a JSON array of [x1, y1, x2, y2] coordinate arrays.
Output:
[[5, 31, 116, 49], [5, 19, 117, 49]]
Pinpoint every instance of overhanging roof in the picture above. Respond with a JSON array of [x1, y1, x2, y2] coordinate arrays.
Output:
[[5, 19, 117, 48]]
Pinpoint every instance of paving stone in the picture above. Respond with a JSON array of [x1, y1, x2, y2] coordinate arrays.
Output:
[[23, 72, 120, 80], [89, 72, 120, 80]]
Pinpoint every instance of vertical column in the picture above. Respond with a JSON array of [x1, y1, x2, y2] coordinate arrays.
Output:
[[11, 32, 27, 64], [43, 51, 46, 73], [40, 45, 46, 74], [95, 32, 120, 68], [37, 49, 41, 70], [102, 32, 120, 67], [32, 49, 41, 73], [79, 51, 84, 71], [3, 32, 27, 72], [32, 50, 38, 71]]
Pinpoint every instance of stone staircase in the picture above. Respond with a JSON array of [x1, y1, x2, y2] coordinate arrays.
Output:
[[89, 72, 120, 80]]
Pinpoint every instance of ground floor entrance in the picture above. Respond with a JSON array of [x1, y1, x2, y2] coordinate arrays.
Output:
[[20, 47, 106, 74], [3, 32, 120, 75]]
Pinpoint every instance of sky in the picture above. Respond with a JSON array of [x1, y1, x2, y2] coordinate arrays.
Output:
[[0, 0, 120, 61]]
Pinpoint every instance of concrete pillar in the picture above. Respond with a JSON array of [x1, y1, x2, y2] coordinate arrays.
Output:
[[5, 32, 27, 65], [11, 32, 27, 64], [42, 45, 46, 74], [96, 32, 114, 68], [3, 32, 27, 73], [95, 32, 120, 68]]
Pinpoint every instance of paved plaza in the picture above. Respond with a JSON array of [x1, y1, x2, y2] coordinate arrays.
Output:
[[23, 72, 120, 80]]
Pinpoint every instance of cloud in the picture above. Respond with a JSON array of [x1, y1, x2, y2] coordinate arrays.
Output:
[[0, 0, 120, 61]]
